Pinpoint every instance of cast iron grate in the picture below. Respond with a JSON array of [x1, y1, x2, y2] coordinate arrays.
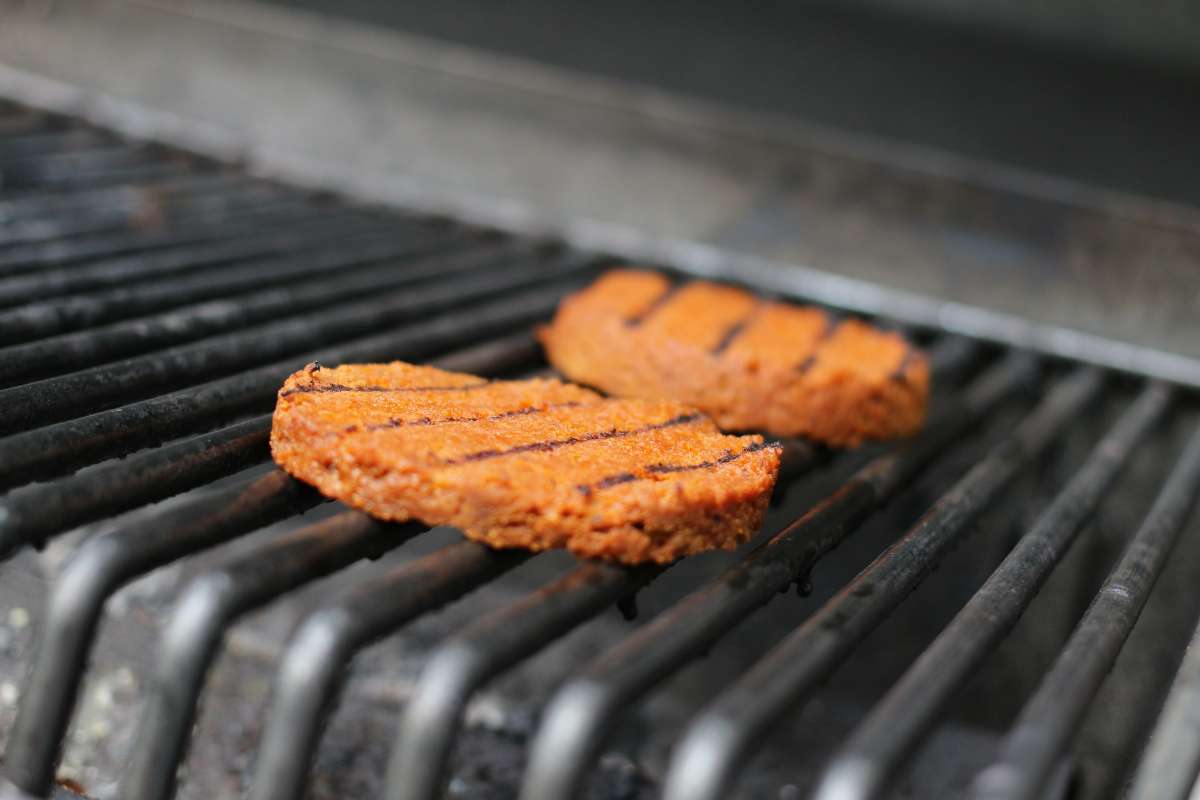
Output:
[[0, 100, 1197, 800]]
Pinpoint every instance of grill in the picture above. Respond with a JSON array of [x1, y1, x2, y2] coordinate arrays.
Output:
[[0, 101, 1199, 800]]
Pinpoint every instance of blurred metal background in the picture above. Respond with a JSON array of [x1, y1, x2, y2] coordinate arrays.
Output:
[[2, 0, 1199, 366]]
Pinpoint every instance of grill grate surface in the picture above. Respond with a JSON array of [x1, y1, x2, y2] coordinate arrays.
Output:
[[0, 102, 1198, 800]]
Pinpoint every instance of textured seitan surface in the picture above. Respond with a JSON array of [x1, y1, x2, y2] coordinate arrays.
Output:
[[538, 269, 930, 446], [271, 361, 781, 564]]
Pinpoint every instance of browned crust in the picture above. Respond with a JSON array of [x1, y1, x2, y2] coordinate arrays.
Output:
[[538, 269, 929, 446], [271, 361, 781, 564]]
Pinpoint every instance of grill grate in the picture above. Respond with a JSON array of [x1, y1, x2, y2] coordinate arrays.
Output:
[[0, 103, 1198, 800]]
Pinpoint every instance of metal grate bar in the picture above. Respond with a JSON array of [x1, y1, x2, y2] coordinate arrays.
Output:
[[0, 416, 272, 558], [0, 237, 508, 387], [0, 246, 563, 430], [122, 512, 429, 800], [0, 197, 174, 246], [907, 334, 981, 380], [386, 561, 666, 800], [0, 144, 151, 175], [0, 108, 49, 136], [0, 173, 258, 235], [0, 331, 542, 556], [249, 542, 531, 800], [1, 470, 323, 798], [0, 210, 390, 308], [0, 181, 262, 248], [0, 150, 191, 192], [0, 285, 570, 489], [972, 420, 1200, 800], [0, 195, 333, 278], [0, 224, 466, 344], [812, 382, 1173, 800], [0, 172, 235, 219], [0, 242, 540, 429], [0, 177, 306, 253], [0, 147, 162, 195], [660, 365, 1105, 800], [0, 127, 108, 160], [516, 349, 1034, 800], [0, 335, 539, 797], [1128, 589, 1200, 799], [2, 160, 194, 193]]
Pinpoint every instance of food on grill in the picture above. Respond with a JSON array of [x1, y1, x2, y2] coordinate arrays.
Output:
[[271, 361, 782, 564], [538, 269, 929, 446]]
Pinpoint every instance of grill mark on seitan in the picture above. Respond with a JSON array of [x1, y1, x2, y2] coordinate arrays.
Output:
[[890, 345, 916, 383], [710, 303, 761, 355], [576, 440, 779, 494], [796, 354, 819, 374], [817, 311, 841, 341], [280, 380, 490, 398], [349, 400, 590, 434], [793, 311, 841, 373], [624, 281, 682, 327], [578, 472, 638, 495], [646, 440, 777, 474], [448, 412, 704, 465]]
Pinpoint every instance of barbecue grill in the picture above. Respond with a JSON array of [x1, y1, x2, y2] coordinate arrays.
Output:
[[3, 3, 1200, 800], [0, 102, 1197, 800]]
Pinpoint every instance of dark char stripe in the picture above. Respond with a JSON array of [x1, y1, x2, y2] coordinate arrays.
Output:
[[591, 472, 638, 491], [625, 282, 682, 327], [890, 345, 918, 383], [818, 310, 841, 341], [710, 303, 760, 355], [281, 380, 490, 398], [796, 354, 819, 374], [576, 440, 779, 494], [450, 412, 704, 465], [348, 401, 587, 433], [645, 440, 776, 474], [794, 311, 840, 373]]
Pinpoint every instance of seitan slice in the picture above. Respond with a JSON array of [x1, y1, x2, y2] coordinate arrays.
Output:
[[271, 361, 781, 564], [539, 269, 929, 446]]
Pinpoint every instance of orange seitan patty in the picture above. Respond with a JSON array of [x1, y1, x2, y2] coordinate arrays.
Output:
[[538, 269, 930, 446], [271, 361, 781, 564]]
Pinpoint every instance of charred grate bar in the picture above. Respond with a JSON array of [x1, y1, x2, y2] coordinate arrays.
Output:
[[810, 381, 1173, 800], [660, 365, 1107, 800], [0, 103, 1198, 800]]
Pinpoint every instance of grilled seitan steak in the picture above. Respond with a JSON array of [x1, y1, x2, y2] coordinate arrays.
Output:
[[539, 269, 929, 446], [271, 361, 781, 564]]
